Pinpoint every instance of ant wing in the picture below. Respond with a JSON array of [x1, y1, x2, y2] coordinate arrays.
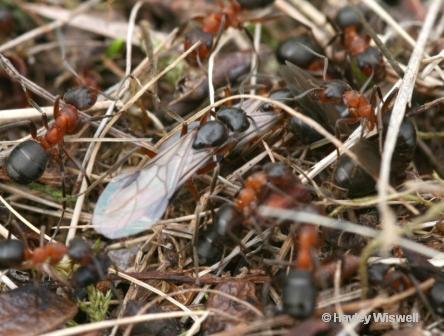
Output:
[[93, 99, 280, 239], [93, 130, 210, 239], [280, 62, 340, 132]]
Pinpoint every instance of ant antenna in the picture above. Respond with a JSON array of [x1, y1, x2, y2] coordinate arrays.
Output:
[[295, 42, 330, 80], [360, 70, 375, 93]]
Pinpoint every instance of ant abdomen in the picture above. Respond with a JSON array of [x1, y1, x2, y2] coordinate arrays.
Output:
[[276, 36, 323, 69], [0, 240, 25, 270], [6, 140, 49, 184], [282, 269, 317, 318], [334, 138, 380, 197]]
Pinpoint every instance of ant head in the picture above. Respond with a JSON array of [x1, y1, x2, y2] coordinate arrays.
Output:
[[335, 5, 369, 30], [354, 47, 385, 81], [63, 86, 98, 111], [320, 80, 351, 104], [263, 162, 295, 186], [68, 237, 93, 264], [276, 36, 323, 69], [214, 204, 242, 236]]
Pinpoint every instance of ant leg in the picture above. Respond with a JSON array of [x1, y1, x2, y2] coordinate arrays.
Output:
[[22, 88, 50, 130], [63, 147, 92, 186], [51, 144, 66, 240], [360, 70, 374, 93], [180, 123, 188, 137], [212, 14, 226, 53]]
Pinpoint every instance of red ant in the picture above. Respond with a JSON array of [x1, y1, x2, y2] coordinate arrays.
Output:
[[6, 86, 97, 185], [0, 237, 110, 288], [282, 224, 319, 318], [335, 5, 385, 82], [282, 62, 378, 136], [295, 224, 318, 271], [197, 162, 312, 264], [184, 0, 274, 65]]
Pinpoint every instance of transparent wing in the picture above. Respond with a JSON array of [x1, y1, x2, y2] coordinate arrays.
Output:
[[93, 100, 281, 239], [280, 62, 340, 131], [93, 131, 209, 239]]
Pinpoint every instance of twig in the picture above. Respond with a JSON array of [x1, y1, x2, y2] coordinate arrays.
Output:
[[259, 207, 443, 259], [377, 0, 441, 249], [42, 310, 209, 336], [0, 0, 101, 53]]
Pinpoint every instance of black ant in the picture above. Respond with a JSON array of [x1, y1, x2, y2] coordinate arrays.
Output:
[[334, 114, 416, 197]]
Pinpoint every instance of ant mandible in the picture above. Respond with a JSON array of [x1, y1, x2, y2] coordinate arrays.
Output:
[[184, 0, 275, 65], [6, 86, 97, 184]]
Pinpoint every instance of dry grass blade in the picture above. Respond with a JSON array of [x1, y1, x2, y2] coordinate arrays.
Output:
[[377, 0, 442, 249]]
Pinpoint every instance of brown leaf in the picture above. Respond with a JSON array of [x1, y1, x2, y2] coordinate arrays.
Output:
[[204, 281, 261, 334], [0, 285, 77, 336]]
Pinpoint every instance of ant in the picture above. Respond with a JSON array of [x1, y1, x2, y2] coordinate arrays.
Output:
[[334, 115, 416, 197], [282, 224, 318, 318], [334, 5, 385, 83], [197, 162, 312, 264], [6, 86, 97, 184], [0, 237, 110, 289], [184, 0, 274, 65], [282, 63, 377, 137]]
